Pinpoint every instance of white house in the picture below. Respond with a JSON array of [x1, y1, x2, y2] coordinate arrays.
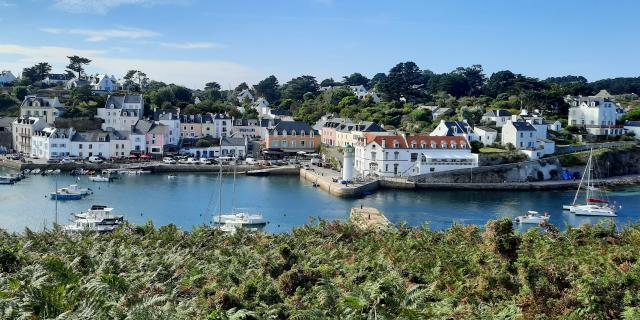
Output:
[[12, 116, 48, 155], [0, 70, 17, 85], [154, 108, 181, 145], [211, 113, 232, 138], [181, 137, 248, 159], [254, 98, 271, 118], [70, 131, 111, 159], [19, 95, 66, 125], [92, 74, 117, 92], [43, 74, 71, 86], [501, 121, 555, 159], [502, 121, 537, 149], [30, 127, 75, 160], [624, 121, 640, 139], [350, 85, 381, 103], [65, 78, 90, 90], [546, 120, 562, 132], [353, 133, 478, 177], [473, 126, 498, 146], [513, 113, 548, 140], [237, 89, 254, 103], [130, 120, 152, 154], [568, 96, 624, 136], [482, 109, 513, 127], [430, 120, 477, 141], [98, 95, 144, 131]]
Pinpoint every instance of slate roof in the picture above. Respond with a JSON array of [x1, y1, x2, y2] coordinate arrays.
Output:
[[271, 121, 317, 135], [510, 121, 536, 131], [441, 121, 472, 135], [354, 121, 385, 132], [0, 117, 16, 128], [71, 130, 111, 142], [153, 108, 179, 121], [474, 126, 497, 133], [20, 96, 58, 108], [46, 74, 72, 81], [484, 109, 512, 117], [132, 119, 153, 134], [105, 95, 143, 109], [221, 137, 246, 147], [624, 121, 640, 127], [148, 123, 170, 134]]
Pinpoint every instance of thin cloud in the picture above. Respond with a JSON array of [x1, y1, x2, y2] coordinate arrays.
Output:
[[159, 42, 226, 49], [0, 1, 15, 7], [0, 44, 260, 89], [41, 27, 160, 42], [51, 0, 189, 14]]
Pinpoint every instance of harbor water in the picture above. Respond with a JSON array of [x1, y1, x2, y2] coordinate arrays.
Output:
[[1, 168, 640, 233]]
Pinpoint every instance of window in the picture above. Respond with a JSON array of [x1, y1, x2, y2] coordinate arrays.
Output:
[[310, 141, 314, 148], [394, 151, 399, 160], [89, 144, 93, 149], [282, 140, 288, 147], [291, 141, 296, 147], [272, 141, 279, 147], [291, 130, 296, 136], [301, 140, 305, 147], [79, 144, 83, 149], [431, 142, 437, 148], [385, 164, 388, 172], [410, 153, 418, 162]]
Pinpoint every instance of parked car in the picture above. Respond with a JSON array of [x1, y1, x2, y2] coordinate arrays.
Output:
[[199, 158, 212, 165], [179, 157, 199, 165], [163, 157, 177, 164], [245, 157, 257, 165], [46, 159, 60, 164], [88, 156, 104, 164], [60, 158, 75, 164]]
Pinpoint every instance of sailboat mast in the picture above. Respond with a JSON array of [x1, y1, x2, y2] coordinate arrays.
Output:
[[218, 140, 222, 217], [573, 149, 590, 205], [232, 161, 237, 212], [54, 175, 58, 225]]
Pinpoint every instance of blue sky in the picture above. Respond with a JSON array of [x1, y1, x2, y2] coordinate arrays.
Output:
[[0, 0, 638, 89]]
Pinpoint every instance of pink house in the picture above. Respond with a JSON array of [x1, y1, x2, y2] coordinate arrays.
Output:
[[146, 123, 171, 155], [321, 118, 351, 147]]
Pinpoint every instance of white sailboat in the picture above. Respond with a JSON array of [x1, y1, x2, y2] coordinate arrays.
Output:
[[63, 205, 125, 233], [212, 142, 267, 231], [564, 148, 617, 217]]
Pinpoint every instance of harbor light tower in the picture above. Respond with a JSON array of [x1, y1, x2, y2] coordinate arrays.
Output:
[[342, 143, 354, 182]]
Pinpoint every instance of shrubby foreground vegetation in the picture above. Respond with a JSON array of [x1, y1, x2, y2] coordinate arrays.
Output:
[[1, 219, 640, 319]]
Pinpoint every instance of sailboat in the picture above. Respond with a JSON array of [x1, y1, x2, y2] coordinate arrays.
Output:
[[212, 145, 267, 230], [563, 148, 617, 217]]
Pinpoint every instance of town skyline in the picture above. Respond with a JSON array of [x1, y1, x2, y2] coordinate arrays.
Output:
[[1, 0, 639, 89]]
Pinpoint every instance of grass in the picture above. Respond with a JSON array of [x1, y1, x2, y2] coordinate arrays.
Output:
[[479, 147, 508, 153]]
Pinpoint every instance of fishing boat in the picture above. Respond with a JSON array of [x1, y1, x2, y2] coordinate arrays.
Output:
[[88, 175, 111, 182], [31, 168, 41, 175], [0, 177, 14, 185], [167, 174, 177, 179], [514, 211, 549, 224], [50, 184, 91, 200], [63, 205, 125, 233], [564, 148, 617, 217]]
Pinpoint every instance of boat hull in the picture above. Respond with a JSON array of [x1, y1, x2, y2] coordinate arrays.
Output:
[[50, 193, 83, 200]]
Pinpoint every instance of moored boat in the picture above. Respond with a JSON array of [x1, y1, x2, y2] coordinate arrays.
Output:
[[514, 211, 550, 224], [213, 212, 267, 227], [88, 175, 111, 182], [63, 205, 125, 233], [50, 184, 91, 200]]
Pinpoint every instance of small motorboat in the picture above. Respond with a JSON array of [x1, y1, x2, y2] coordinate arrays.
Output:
[[0, 177, 14, 185], [31, 168, 41, 175], [50, 184, 91, 200], [167, 174, 177, 179], [88, 175, 111, 182], [514, 211, 550, 224]]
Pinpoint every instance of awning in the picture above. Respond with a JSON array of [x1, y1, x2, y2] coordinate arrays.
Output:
[[140, 154, 152, 159], [297, 151, 307, 155]]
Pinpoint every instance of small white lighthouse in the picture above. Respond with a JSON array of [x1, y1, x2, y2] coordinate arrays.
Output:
[[342, 143, 354, 182]]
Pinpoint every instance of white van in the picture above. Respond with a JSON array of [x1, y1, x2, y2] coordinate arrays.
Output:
[[88, 156, 104, 163]]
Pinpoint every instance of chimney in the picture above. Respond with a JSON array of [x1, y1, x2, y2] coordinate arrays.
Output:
[[382, 139, 386, 148]]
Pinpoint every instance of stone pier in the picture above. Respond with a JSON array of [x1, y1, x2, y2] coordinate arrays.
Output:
[[349, 206, 390, 230]]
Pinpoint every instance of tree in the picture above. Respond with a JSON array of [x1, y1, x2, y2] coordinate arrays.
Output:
[[451, 65, 486, 96], [461, 107, 484, 126], [195, 139, 212, 148], [409, 108, 432, 122], [66, 55, 92, 79], [33, 62, 52, 81], [320, 78, 339, 87], [172, 86, 192, 102], [153, 87, 175, 106], [342, 73, 369, 87], [69, 85, 93, 105], [484, 71, 517, 97], [253, 75, 280, 103], [12, 86, 28, 100], [235, 82, 250, 92], [470, 140, 484, 153], [368, 73, 387, 91], [205, 82, 221, 91], [378, 62, 426, 102], [281, 75, 319, 100]]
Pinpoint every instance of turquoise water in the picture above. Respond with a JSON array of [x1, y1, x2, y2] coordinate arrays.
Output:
[[1, 167, 640, 233]]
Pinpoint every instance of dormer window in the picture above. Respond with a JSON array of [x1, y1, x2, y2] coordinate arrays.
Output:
[[301, 131, 305, 136], [451, 142, 456, 149], [431, 142, 437, 148], [411, 142, 416, 148], [393, 140, 399, 148], [441, 142, 448, 148], [291, 130, 296, 136]]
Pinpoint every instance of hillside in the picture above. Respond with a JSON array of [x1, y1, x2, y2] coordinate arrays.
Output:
[[1, 219, 639, 319]]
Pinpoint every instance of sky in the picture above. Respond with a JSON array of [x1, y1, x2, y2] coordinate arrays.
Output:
[[0, 0, 638, 89]]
